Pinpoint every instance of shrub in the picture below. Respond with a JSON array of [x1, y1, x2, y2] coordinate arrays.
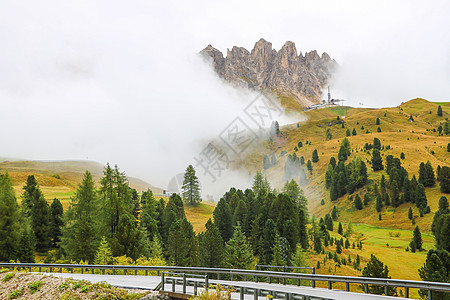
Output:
[[3, 272, 15, 282], [8, 288, 24, 299], [28, 280, 43, 294]]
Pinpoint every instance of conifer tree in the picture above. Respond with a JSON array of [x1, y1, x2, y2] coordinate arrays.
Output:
[[181, 165, 201, 206], [408, 207, 413, 220], [437, 105, 443, 117], [440, 166, 450, 193], [325, 128, 333, 140], [0, 173, 20, 261], [415, 183, 427, 209], [413, 226, 423, 251], [354, 194, 363, 210], [312, 149, 319, 163], [168, 218, 198, 266], [346, 129, 351, 136], [298, 209, 309, 249], [16, 224, 36, 263], [371, 149, 383, 171], [61, 171, 100, 263], [338, 222, 343, 235], [94, 237, 113, 265], [150, 234, 164, 260], [331, 206, 338, 220], [111, 213, 149, 259], [338, 138, 351, 162], [419, 249, 450, 300], [49, 198, 63, 248], [362, 255, 395, 295], [213, 198, 233, 243], [224, 224, 253, 269], [263, 155, 271, 169], [262, 219, 277, 264], [376, 117, 380, 125], [306, 160, 313, 175], [198, 219, 224, 268], [352, 128, 357, 136]]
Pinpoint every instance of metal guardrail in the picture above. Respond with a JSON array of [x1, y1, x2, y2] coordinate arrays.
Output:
[[255, 264, 316, 286], [1, 263, 450, 299], [160, 272, 334, 300]]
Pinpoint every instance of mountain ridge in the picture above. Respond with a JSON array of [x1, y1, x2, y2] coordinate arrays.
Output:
[[200, 38, 337, 107]]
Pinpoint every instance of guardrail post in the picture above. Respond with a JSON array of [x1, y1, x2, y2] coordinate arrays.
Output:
[[254, 289, 259, 300], [285, 292, 291, 300], [183, 273, 186, 294], [91, 268, 94, 274], [29, 267, 32, 272], [146, 270, 148, 276], [194, 281, 198, 295], [172, 278, 175, 292], [240, 287, 244, 300], [102, 269, 105, 275], [39, 267, 41, 272], [283, 266, 286, 285], [157, 270, 159, 276], [135, 270, 137, 276], [231, 273, 234, 281], [345, 282, 350, 291], [60, 267, 62, 273], [71, 267, 73, 273], [428, 290, 432, 300], [123, 269, 126, 275], [113, 268, 115, 275], [81, 268, 84, 274], [404, 287, 409, 298], [205, 274, 209, 290], [384, 285, 388, 296], [312, 267, 315, 288], [328, 281, 332, 289], [269, 276, 271, 284], [161, 272, 165, 291], [364, 283, 368, 293]]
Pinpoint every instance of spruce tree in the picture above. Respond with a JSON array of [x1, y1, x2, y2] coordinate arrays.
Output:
[[111, 213, 149, 259], [338, 138, 351, 162], [338, 222, 343, 235], [168, 218, 198, 266], [61, 171, 100, 263], [371, 149, 383, 171], [408, 207, 413, 220], [263, 155, 271, 169], [198, 219, 224, 268], [262, 219, 277, 264], [224, 224, 254, 269], [440, 166, 450, 193], [49, 198, 63, 248], [0, 173, 20, 261], [16, 224, 36, 263], [376, 117, 380, 125], [181, 165, 201, 206], [354, 194, 363, 210], [306, 160, 313, 175], [352, 128, 357, 136], [437, 105, 443, 117], [213, 198, 233, 243], [419, 249, 450, 300], [346, 129, 351, 136], [415, 183, 427, 209], [362, 255, 395, 295], [94, 237, 113, 265], [312, 149, 319, 163], [413, 226, 423, 251]]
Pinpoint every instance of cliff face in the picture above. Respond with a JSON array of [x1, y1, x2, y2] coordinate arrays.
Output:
[[200, 39, 337, 107]]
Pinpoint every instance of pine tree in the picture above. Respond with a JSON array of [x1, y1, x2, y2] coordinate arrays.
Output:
[[362, 255, 395, 295], [16, 224, 36, 263], [168, 218, 198, 266], [298, 209, 309, 250], [346, 129, 351, 136], [312, 149, 319, 163], [408, 207, 413, 220], [371, 149, 383, 171], [336, 240, 342, 254], [338, 222, 343, 235], [224, 224, 254, 269], [306, 160, 313, 175], [111, 213, 149, 259], [325, 128, 333, 140], [437, 105, 443, 117], [373, 137, 381, 150], [49, 198, 63, 248], [181, 165, 201, 206], [354, 194, 363, 210], [213, 198, 233, 243], [61, 171, 100, 262], [352, 128, 357, 136], [383, 193, 390, 206], [419, 249, 450, 299], [252, 172, 270, 196], [413, 226, 423, 251], [262, 219, 277, 264], [376, 117, 380, 125], [0, 173, 20, 261], [332, 206, 338, 220], [338, 138, 351, 162], [198, 219, 224, 268], [415, 183, 427, 209], [440, 166, 450, 193], [94, 237, 113, 265], [150, 234, 164, 260]]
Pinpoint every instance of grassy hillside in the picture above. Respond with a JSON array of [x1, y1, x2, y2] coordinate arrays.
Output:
[[0, 160, 161, 209], [242, 98, 449, 231]]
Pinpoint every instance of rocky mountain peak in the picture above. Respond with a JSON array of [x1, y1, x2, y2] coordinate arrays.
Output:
[[200, 39, 337, 107]]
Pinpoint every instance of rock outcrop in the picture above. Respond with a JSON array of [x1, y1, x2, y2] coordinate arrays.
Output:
[[200, 39, 337, 107]]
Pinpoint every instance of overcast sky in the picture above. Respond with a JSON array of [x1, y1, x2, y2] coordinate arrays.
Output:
[[0, 0, 449, 193]]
